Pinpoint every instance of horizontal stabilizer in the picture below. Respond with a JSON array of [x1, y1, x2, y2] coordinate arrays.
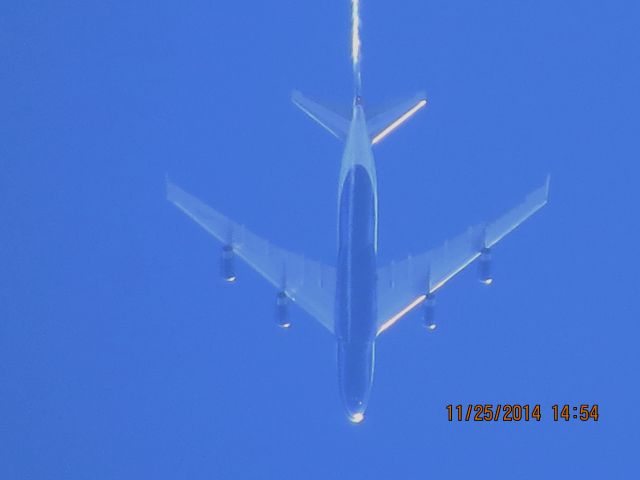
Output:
[[292, 91, 350, 139], [368, 93, 427, 145]]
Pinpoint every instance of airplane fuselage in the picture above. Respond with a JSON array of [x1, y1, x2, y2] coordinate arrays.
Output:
[[335, 102, 378, 422]]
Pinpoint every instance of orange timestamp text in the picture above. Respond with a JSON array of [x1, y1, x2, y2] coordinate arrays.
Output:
[[446, 404, 599, 422]]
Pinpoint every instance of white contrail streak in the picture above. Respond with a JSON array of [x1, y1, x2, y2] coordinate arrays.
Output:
[[351, 0, 361, 68]]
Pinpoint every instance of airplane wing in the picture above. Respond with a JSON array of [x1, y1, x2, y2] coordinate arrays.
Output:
[[167, 180, 336, 334], [376, 177, 550, 335]]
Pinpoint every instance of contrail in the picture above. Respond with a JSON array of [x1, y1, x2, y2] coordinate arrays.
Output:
[[351, 0, 362, 92], [351, 0, 361, 66]]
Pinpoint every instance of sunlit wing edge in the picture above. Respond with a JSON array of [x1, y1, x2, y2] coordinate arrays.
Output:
[[376, 176, 550, 336]]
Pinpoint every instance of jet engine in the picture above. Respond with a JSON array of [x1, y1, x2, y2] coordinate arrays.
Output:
[[275, 291, 291, 328], [478, 247, 493, 285], [220, 245, 237, 282], [423, 294, 436, 331]]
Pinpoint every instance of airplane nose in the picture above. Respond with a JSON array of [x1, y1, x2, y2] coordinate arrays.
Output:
[[338, 341, 374, 424], [343, 394, 368, 423], [349, 412, 365, 424]]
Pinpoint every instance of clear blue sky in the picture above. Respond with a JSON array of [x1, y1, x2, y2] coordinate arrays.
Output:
[[2, 1, 639, 478]]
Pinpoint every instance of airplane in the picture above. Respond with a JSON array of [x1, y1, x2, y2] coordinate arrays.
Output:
[[167, 0, 549, 423]]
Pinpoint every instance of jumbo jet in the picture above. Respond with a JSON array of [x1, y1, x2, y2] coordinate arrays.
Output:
[[167, 0, 549, 423]]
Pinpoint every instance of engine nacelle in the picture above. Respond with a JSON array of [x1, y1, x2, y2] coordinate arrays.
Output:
[[423, 295, 436, 331], [478, 247, 493, 285], [275, 291, 291, 328], [220, 245, 236, 282]]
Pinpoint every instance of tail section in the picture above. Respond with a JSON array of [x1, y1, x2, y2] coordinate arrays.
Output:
[[293, 1, 427, 145], [292, 91, 350, 139]]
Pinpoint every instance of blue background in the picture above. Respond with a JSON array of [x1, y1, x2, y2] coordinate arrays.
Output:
[[2, 0, 639, 478]]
